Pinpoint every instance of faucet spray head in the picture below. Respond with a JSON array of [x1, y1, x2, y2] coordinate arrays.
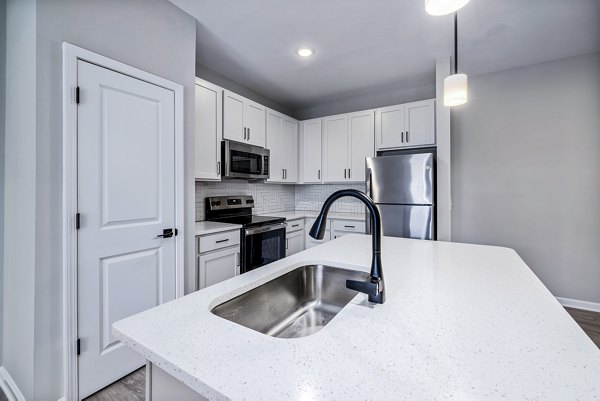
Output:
[[309, 213, 327, 240]]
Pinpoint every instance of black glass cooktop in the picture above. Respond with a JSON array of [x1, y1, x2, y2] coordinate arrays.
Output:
[[210, 214, 285, 228]]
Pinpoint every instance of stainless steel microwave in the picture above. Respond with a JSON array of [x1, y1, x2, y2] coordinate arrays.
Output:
[[221, 140, 270, 180]]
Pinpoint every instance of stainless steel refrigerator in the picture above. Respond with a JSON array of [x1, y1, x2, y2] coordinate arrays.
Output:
[[366, 151, 435, 240]]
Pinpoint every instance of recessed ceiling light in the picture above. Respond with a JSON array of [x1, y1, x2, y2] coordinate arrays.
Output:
[[296, 47, 314, 57], [425, 0, 470, 16]]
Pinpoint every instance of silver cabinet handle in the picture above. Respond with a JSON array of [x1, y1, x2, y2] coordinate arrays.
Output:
[[406, 131, 409, 142], [344, 169, 347, 179], [244, 127, 247, 140], [401, 132, 404, 143], [286, 238, 289, 249], [215, 238, 229, 244], [247, 128, 250, 141], [344, 225, 355, 229], [348, 168, 351, 179], [236, 252, 240, 267], [282, 169, 285, 179], [285, 169, 287, 179], [318, 169, 321, 180], [217, 161, 221, 175]]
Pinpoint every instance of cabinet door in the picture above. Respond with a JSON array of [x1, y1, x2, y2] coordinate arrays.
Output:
[[266, 109, 284, 182], [195, 80, 222, 181], [375, 104, 405, 150], [300, 119, 322, 183], [322, 114, 348, 182], [348, 110, 374, 183], [286, 230, 304, 256], [223, 90, 245, 143], [283, 116, 299, 183], [197, 247, 240, 290], [404, 99, 435, 147], [245, 100, 266, 147]]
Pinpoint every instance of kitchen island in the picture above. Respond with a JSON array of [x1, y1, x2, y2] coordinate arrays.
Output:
[[113, 235, 600, 400]]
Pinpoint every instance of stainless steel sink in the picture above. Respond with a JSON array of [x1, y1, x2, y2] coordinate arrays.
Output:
[[211, 264, 369, 338]]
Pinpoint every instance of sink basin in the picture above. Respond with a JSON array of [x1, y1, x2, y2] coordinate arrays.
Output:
[[211, 264, 369, 338]]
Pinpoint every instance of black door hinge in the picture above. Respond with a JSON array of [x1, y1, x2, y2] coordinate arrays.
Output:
[[75, 213, 81, 230], [77, 338, 81, 356], [76, 86, 80, 104]]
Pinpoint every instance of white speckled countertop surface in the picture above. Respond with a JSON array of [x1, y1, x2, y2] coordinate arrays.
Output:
[[113, 235, 600, 400], [195, 221, 242, 236], [259, 210, 365, 221]]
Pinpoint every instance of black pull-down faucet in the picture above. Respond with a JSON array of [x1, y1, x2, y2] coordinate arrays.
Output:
[[309, 189, 385, 304]]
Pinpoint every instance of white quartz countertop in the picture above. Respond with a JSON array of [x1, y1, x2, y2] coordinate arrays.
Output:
[[195, 221, 242, 236], [113, 235, 600, 400], [259, 210, 365, 221]]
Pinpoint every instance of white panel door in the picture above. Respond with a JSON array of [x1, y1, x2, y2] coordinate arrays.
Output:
[[266, 109, 284, 182], [223, 90, 245, 143], [348, 110, 374, 183], [322, 114, 348, 182], [77, 60, 177, 399], [283, 116, 299, 182], [245, 100, 266, 147], [300, 119, 322, 183], [195, 80, 222, 180], [198, 247, 240, 289], [405, 99, 435, 147], [375, 104, 406, 150]]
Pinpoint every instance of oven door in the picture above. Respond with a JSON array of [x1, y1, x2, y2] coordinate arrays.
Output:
[[222, 140, 269, 180], [242, 223, 287, 273]]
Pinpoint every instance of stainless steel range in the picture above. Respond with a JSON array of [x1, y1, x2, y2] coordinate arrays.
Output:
[[205, 196, 287, 273]]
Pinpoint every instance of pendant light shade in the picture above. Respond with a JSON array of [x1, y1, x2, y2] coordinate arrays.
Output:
[[443, 73, 467, 106], [425, 0, 470, 16]]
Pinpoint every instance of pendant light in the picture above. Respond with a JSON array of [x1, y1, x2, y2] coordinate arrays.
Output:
[[425, 0, 470, 16], [443, 13, 467, 107]]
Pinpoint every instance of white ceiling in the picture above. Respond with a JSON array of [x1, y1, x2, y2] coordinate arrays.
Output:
[[170, 0, 600, 111]]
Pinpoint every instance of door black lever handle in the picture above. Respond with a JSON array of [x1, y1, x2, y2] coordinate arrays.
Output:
[[156, 228, 177, 238]]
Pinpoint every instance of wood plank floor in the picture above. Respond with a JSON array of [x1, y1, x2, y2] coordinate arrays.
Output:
[[0, 308, 597, 401], [83, 367, 145, 401], [565, 307, 600, 348]]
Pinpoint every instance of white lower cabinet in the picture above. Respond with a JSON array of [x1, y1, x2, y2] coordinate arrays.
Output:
[[286, 230, 304, 256], [196, 230, 240, 290], [286, 218, 305, 256]]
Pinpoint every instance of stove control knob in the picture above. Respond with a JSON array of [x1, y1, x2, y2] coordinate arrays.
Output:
[[211, 201, 217, 207], [215, 201, 221, 206]]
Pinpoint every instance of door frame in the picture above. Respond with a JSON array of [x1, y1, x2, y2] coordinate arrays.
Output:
[[62, 42, 185, 401]]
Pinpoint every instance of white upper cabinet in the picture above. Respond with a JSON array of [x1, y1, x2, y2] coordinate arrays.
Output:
[[404, 99, 435, 147], [223, 90, 266, 147], [348, 110, 375, 182], [195, 79, 222, 181], [283, 116, 299, 182], [266, 108, 298, 183], [322, 114, 349, 182], [299, 119, 322, 184], [322, 111, 374, 183], [223, 90, 245, 143], [375, 99, 435, 150], [245, 100, 266, 147]]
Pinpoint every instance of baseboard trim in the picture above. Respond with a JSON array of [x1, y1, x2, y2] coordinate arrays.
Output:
[[557, 297, 600, 313], [0, 366, 25, 401]]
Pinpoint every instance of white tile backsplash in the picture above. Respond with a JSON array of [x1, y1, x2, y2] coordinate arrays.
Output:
[[195, 181, 295, 220], [195, 181, 366, 221], [294, 183, 366, 214]]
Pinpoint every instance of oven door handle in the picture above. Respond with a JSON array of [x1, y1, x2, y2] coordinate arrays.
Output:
[[245, 222, 287, 236]]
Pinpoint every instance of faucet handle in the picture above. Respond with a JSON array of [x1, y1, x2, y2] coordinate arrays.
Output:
[[346, 278, 380, 297]]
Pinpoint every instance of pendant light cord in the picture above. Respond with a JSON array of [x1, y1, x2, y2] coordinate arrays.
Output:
[[454, 12, 458, 74]]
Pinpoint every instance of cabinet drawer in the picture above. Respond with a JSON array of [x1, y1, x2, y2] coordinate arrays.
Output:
[[287, 218, 305, 233], [198, 230, 240, 254], [331, 219, 366, 233]]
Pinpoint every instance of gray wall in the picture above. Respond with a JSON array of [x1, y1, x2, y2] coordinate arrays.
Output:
[[0, 0, 6, 366], [294, 81, 436, 120], [196, 64, 295, 116], [2, 0, 196, 399], [452, 52, 600, 304], [3, 0, 37, 398]]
